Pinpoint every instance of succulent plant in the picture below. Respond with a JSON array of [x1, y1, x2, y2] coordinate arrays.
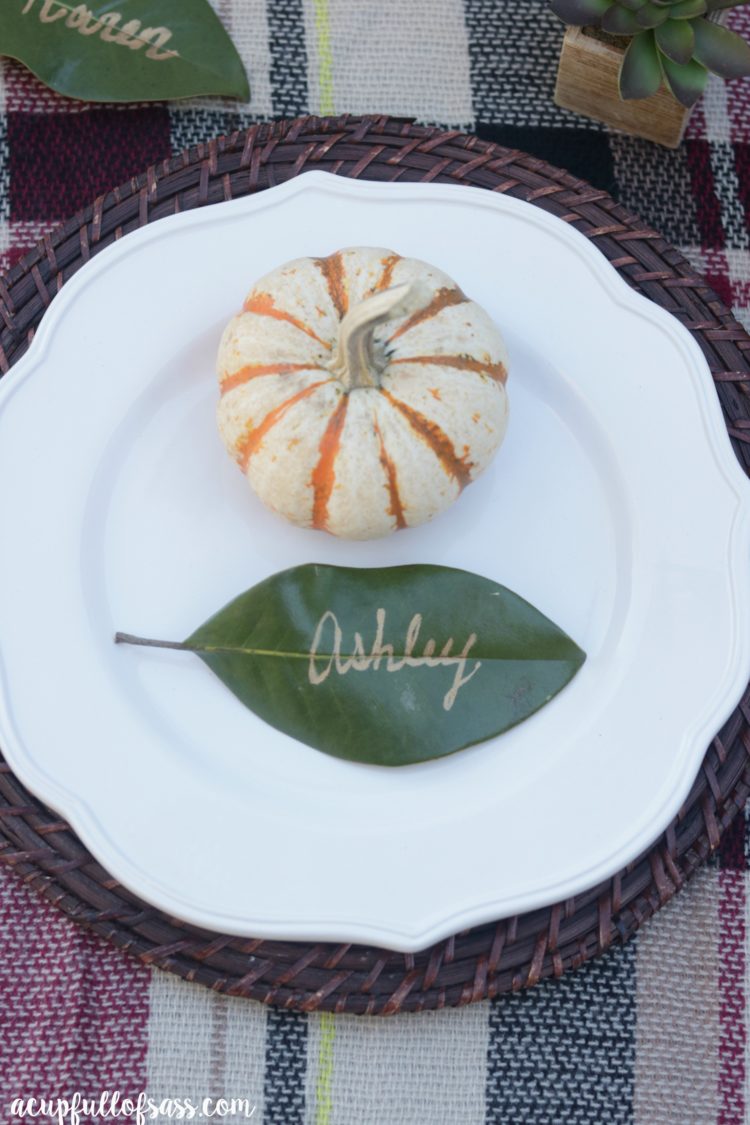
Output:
[[551, 0, 750, 106]]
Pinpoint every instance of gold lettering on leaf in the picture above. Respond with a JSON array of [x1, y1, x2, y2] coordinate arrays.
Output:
[[39, 0, 67, 22], [115, 19, 146, 49], [98, 11, 122, 41], [141, 26, 178, 61], [65, 5, 102, 34], [20, 1, 178, 60], [308, 608, 481, 712]]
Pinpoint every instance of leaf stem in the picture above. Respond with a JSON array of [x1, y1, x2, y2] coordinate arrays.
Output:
[[115, 632, 317, 659], [115, 632, 197, 651]]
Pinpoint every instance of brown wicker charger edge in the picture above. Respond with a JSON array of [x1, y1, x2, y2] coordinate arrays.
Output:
[[0, 115, 748, 1015]]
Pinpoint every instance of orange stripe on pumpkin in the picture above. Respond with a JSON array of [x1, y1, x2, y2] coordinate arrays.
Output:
[[374, 420, 407, 530], [313, 252, 348, 319], [220, 362, 322, 395], [388, 287, 467, 342], [235, 380, 333, 472], [371, 252, 402, 293], [390, 353, 508, 385], [311, 396, 349, 530], [243, 291, 331, 348], [380, 390, 473, 489]]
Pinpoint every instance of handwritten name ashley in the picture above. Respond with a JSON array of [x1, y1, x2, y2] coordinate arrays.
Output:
[[308, 608, 481, 712], [21, 1, 177, 60]]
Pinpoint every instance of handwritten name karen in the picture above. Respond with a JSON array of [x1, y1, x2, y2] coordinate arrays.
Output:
[[21, 1, 177, 61], [308, 608, 481, 712]]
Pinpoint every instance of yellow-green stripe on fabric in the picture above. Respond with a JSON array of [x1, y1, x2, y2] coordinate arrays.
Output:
[[313, 0, 335, 114], [315, 1012, 335, 1125]]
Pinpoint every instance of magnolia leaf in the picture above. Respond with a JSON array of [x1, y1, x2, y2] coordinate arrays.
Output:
[[655, 17, 696, 63], [115, 564, 586, 768], [661, 54, 709, 104], [0, 0, 249, 103], [692, 17, 750, 77], [550, 0, 612, 25], [620, 30, 663, 97]]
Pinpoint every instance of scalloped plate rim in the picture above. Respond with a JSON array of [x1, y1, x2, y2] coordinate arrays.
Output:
[[0, 171, 747, 952]]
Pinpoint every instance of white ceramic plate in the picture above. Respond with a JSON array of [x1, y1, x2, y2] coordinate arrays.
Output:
[[0, 172, 748, 952]]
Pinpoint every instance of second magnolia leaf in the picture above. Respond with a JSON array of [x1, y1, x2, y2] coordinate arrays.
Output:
[[0, 0, 250, 103]]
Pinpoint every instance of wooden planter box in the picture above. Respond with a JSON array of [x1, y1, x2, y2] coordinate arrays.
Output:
[[554, 26, 691, 147]]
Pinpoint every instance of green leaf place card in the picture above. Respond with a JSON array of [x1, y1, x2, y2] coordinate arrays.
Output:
[[0, 0, 249, 102], [116, 564, 586, 767]]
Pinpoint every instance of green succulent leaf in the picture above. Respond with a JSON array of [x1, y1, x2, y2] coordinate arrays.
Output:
[[619, 0, 647, 10], [692, 17, 750, 77], [655, 17, 696, 62], [636, 2, 671, 26], [661, 54, 709, 104], [550, 0, 613, 23], [705, 0, 750, 10], [620, 29, 663, 97], [666, 0, 707, 17], [115, 564, 587, 767], [602, 4, 642, 31], [0, 0, 250, 103]]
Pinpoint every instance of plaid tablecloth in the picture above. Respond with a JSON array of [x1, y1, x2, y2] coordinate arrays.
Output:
[[1, 2, 749, 1122]]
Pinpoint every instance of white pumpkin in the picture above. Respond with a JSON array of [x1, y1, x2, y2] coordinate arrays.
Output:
[[217, 247, 509, 539]]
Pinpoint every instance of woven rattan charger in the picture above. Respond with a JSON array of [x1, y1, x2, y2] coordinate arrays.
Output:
[[0, 115, 748, 1015]]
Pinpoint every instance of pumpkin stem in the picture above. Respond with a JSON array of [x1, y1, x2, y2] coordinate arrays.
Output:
[[329, 280, 431, 391]]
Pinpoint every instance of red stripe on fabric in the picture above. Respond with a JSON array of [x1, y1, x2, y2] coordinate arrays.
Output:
[[0, 867, 150, 1103], [685, 140, 726, 250], [9, 109, 171, 221], [718, 869, 746, 1125], [685, 96, 708, 141], [706, 271, 736, 311], [4, 58, 92, 114], [720, 808, 748, 871], [699, 249, 750, 319]]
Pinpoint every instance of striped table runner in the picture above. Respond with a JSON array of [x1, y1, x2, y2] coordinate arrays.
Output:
[[0, 852, 743, 1122]]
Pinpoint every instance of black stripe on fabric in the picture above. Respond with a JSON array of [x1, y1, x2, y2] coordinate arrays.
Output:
[[709, 141, 750, 252], [476, 124, 616, 195], [267, 0, 309, 118], [263, 1008, 308, 1125], [485, 943, 636, 1124], [736, 142, 750, 242], [169, 109, 253, 157], [608, 135, 702, 247], [463, 0, 602, 129]]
